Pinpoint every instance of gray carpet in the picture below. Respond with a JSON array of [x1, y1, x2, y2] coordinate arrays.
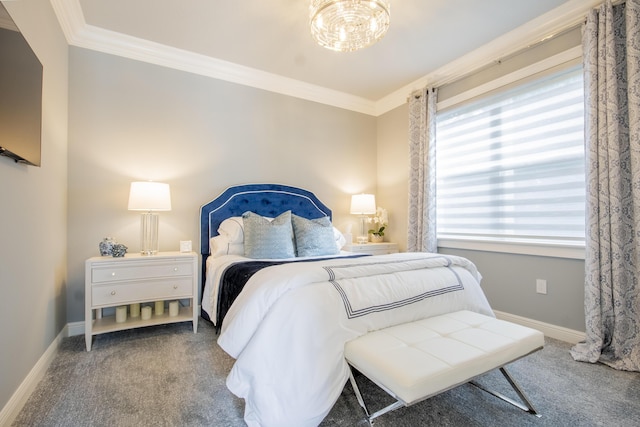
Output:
[[11, 318, 640, 427]]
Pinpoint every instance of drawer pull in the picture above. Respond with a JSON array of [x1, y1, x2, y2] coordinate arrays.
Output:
[[111, 272, 116, 276], [174, 267, 178, 272], [173, 285, 178, 289], [111, 291, 116, 295]]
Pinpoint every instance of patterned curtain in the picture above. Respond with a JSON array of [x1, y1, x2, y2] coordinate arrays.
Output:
[[570, 0, 640, 371], [407, 88, 437, 253]]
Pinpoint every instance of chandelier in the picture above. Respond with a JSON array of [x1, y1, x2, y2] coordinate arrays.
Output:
[[310, 0, 390, 52]]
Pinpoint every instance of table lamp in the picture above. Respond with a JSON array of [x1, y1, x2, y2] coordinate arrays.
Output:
[[128, 181, 171, 255], [350, 194, 376, 244]]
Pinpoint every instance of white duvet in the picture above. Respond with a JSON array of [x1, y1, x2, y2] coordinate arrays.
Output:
[[202, 251, 357, 325], [215, 252, 494, 427]]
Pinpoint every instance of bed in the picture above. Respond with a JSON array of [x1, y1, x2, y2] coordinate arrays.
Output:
[[200, 183, 494, 427]]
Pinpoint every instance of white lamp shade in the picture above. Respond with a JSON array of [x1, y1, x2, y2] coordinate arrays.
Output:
[[128, 182, 172, 211], [350, 194, 376, 215]]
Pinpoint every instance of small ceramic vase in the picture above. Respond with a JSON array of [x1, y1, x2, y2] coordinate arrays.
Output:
[[99, 237, 116, 256], [111, 243, 128, 257], [370, 234, 384, 243]]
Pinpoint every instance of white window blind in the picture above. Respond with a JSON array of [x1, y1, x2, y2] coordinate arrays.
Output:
[[435, 64, 585, 247]]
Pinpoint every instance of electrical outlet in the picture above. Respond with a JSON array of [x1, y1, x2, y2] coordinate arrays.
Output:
[[536, 279, 547, 295]]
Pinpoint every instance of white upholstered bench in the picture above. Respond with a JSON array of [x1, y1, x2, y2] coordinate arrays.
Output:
[[344, 310, 545, 424]]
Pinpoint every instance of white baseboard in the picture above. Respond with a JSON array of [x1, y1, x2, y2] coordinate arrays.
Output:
[[0, 325, 68, 427], [494, 310, 586, 344], [67, 320, 85, 337]]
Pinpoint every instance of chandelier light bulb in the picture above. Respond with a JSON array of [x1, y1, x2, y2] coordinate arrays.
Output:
[[310, 0, 391, 52]]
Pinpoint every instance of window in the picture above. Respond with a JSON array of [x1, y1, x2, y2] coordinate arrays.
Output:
[[435, 64, 585, 256]]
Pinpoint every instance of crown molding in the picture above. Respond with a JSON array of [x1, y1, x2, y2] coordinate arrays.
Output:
[[51, 0, 600, 117], [49, 0, 377, 116], [0, 17, 17, 32], [374, 0, 601, 116]]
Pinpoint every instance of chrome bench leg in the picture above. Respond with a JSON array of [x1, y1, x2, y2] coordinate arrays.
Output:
[[469, 367, 541, 417], [348, 368, 371, 421], [348, 367, 405, 425]]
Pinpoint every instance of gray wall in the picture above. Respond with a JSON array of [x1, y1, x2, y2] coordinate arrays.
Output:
[[0, 0, 68, 414], [376, 102, 409, 247], [439, 249, 585, 332], [66, 47, 378, 322]]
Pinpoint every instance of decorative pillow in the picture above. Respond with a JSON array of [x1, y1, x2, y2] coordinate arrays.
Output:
[[292, 214, 340, 257], [242, 211, 295, 259], [217, 216, 245, 243], [209, 235, 244, 258]]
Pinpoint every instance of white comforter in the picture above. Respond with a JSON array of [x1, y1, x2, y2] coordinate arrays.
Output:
[[202, 252, 357, 326], [216, 252, 493, 427]]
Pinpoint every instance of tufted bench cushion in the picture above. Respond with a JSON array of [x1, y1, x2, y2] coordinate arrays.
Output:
[[344, 310, 545, 423]]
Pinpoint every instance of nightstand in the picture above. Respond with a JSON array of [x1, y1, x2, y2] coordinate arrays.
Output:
[[85, 251, 198, 351], [342, 242, 399, 255]]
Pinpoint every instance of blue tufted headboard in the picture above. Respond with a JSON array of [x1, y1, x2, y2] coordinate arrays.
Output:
[[199, 183, 332, 262]]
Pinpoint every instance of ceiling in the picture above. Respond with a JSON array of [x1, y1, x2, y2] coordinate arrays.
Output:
[[50, 0, 596, 115]]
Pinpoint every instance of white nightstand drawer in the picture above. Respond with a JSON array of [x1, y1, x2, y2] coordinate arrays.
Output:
[[92, 261, 193, 283], [92, 277, 193, 306]]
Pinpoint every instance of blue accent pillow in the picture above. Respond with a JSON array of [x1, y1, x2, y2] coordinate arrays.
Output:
[[292, 214, 340, 257], [242, 211, 295, 259]]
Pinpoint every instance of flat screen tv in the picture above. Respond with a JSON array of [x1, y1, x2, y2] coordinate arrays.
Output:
[[0, 3, 43, 167]]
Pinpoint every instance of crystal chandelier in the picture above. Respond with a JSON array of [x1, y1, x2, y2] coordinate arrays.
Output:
[[310, 0, 390, 52]]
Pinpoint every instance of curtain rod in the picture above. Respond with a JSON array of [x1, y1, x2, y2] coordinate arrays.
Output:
[[406, 20, 583, 104], [408, 87, 436, 101], [405, 0, 626, 102], [488, 0, 626, 66], [487, 0, 630, 66]]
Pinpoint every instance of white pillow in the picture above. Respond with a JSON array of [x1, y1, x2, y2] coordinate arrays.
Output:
[[217, 217, 245, 243], [209, 235, 244, 257], [333, 227, 346, 250]]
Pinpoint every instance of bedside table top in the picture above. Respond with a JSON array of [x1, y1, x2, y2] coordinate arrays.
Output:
[[343, 242, 397, 249], [342, 242, 399, 255], [87, 251, 197, 262]]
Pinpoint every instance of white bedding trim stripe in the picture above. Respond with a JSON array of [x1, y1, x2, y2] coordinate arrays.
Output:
[[323, 255, 474, 318], [321, 254, 471, 279], [330, 280, 464, 318]]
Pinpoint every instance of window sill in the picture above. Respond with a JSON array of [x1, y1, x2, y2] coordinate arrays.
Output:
[[437, 237, 585, 260]]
